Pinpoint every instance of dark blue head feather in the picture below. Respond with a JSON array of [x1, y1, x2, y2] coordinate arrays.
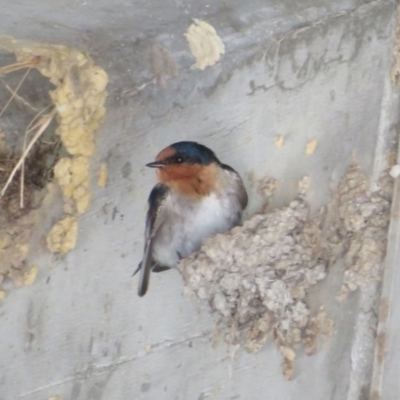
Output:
[[169, 141, 219, 165]]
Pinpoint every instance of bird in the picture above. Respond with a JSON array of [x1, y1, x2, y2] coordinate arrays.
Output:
[[135, 141, 248, 297]]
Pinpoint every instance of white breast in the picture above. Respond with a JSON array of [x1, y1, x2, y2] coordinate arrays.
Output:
[[151, 171, 244, 268]]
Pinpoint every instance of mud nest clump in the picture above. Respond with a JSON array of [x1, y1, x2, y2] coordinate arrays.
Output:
[[180, 194, 329, 378], [179, 166, 393, 379], [335, 165, 393, 300]]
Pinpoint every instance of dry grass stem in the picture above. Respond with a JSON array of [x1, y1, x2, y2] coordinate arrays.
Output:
[[1, 110, 56, 198], [0, 58, 42, 76], [19, 155, 25, 208], [0, 78, 38, 112], [0, 68, 31, 118], [25, 104, 52, 133], [19, 105, 53, 208]]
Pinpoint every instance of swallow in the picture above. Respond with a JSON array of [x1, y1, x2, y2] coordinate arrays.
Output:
[[135, 141, 248, 297]]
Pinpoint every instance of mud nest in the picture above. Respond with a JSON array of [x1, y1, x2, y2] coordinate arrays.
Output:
[[0, 52, 60, 288], [0, 37, 108, 291], [179, 166, 393, 379]]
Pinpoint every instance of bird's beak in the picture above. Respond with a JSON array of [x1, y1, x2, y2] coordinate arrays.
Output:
[[146, 161, 165, 168]]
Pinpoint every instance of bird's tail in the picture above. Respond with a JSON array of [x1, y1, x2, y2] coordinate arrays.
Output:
[[132, 263, 141, 277], [137, 245, 152, 297], [137, 267, 151, 297]]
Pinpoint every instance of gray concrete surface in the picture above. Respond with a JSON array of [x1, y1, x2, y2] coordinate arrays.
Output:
[[0, 0, 399, 399]]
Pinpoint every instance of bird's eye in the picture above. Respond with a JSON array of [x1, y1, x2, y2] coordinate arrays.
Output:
[[176, 157, 183, 163]]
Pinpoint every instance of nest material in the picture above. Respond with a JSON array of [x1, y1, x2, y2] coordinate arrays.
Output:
[[0, 36, 108, 295], [179, 165, 393, 378], [0, 59, 58, 288]]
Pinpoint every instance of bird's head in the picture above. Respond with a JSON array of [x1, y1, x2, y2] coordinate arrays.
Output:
[[146, 141, 220, 195]]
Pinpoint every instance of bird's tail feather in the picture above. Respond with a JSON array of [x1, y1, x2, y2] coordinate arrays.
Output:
[[132, 262, 141, 277], [137, 244, 152, 297]]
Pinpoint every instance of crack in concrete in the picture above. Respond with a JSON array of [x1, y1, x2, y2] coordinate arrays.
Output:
[[18, 330, 211, 398]]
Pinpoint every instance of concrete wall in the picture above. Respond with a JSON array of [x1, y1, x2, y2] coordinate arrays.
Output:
[[0, 1, 399, 399]]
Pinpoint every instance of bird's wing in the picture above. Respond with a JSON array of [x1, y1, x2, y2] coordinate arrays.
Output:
[[137, 183, 170, 297], [220, 163, 248, 210]]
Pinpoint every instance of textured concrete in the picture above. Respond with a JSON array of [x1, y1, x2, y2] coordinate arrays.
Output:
[[0, 1, 399, 399]]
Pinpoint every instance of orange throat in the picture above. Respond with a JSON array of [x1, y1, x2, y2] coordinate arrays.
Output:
[[156, 163, 218, 198]]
